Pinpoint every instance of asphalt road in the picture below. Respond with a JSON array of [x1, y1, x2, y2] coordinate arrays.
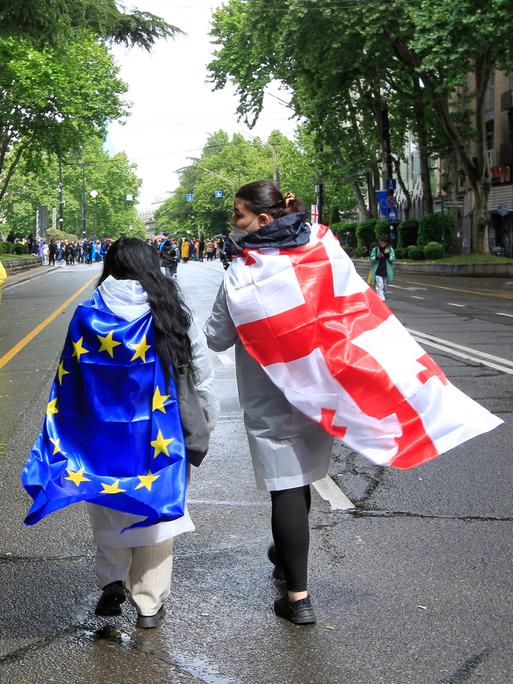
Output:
[[0, 259, 511, 684]]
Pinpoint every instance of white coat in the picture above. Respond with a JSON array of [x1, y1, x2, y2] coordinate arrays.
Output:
[[204, 282, 333, 492], [87, 276, 219, 547]]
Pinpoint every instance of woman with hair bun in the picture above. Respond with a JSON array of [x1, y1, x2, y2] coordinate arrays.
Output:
[[205, 181, 330, 625]]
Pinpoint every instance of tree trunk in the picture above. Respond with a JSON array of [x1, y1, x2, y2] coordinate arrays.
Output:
[[391, 39, 493, 252], [352, 174, 370, 219], [393, 156, 411, 219], [366, 171, 378, 218], [411, 82, 434, 215]]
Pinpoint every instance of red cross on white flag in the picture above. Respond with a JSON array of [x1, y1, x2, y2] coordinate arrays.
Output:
[[310, 204, 319, 224], [225, 225, 502, 468]]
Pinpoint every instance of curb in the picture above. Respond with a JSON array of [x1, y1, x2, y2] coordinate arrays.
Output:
[[4, 265, 60, 289], [352, 258, 513, 277]]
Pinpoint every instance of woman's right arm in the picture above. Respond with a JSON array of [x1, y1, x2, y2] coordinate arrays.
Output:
[[203, 282, 238, 352]]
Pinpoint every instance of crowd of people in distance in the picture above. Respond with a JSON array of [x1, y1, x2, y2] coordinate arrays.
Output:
[[149, 235, 226, 264]]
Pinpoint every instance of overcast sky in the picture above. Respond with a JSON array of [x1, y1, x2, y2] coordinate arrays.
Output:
[[106, 1, 297, 210]]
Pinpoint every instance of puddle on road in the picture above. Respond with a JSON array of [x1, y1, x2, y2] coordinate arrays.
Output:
[[168, 652, 234, 684]]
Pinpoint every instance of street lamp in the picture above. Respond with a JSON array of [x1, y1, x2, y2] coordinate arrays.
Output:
[[185, 158, 237, 194]]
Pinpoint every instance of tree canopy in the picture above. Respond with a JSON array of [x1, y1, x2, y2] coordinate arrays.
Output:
[[208, 0, 513, 251], [0, 0, 182, 49]]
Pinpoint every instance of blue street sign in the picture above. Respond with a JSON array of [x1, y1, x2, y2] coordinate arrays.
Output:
[[497, 203, 510, 217], [214, 190, 224, 198], [186, 193, 194, 202], [386, 178, 396, 191], [376, 190, 388, 217]]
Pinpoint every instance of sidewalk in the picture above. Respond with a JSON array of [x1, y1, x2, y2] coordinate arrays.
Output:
[[4, 263, 61, 289]]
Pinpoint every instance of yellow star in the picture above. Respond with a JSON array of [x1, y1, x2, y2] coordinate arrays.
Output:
[[97, 331, 122, 358], [72, 337, 90, 362], [100, 480, 126, 495], [152, 386, 171, 413], [64, 466, 91, 487], [49, 437, 65, 455], [150, 429, 175, 458], [129, 336, 151, 363], [135, 471, 160, 491], [57, 360, 69, 385], [47, 398, 59, 416]]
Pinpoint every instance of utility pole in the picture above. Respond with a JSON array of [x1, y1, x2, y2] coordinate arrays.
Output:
[[58, 158, 64, 232], [81, 163, 87, 238]]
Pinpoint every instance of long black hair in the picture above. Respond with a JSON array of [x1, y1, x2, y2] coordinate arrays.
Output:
[[235, 180, 305, 218], [97, 238, 193, 381]]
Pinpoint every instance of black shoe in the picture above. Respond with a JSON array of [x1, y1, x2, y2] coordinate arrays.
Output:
[[136, 605, 166, 629], [274, 595, 317, 625], [95, 581, 126, 616], [267, 545, 286, 582]]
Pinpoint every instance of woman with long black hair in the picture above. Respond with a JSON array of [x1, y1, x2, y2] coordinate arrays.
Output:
[[87, 237, 218, 627], [22, 237, 218, 629]]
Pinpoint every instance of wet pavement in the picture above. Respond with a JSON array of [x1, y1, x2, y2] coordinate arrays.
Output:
[[0, 260, 512, 683]]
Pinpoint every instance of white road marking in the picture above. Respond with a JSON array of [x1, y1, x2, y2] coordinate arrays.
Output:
[[411, 296, 424, 300], [313, 476, 354, 511], [217, 353, 233, 365], [447, 303, 465, 307], [409, 328, 513, 374], [496, 312, 513, 318]]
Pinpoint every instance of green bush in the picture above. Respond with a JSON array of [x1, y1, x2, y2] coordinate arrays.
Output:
[[394, 247, 405, 259], [418, 213, 455, 250], [47, 228, 79, 241], [374, 219, 390, 241], [407, 245, 426, 260], [423, 241, 444, 260], [331, 221, 357, 246], [398, 219, 419, 248], [14, 242, 28, 254], [0, 241, 14, 254], [356, 219, 377, 249], [353, 245, 367, 257]]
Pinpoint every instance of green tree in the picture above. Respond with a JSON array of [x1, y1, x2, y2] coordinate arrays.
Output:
[[1, 137, 144, 239], [0, 0, 181, 49], [0, 34, 128, 202]]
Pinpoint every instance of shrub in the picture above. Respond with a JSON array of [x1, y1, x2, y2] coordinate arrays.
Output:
[[353, 245, 367, 258], [418, 213, 455, 250], [423, 241, 444, 260], [0, 241, 14, 254], [394, 247, 405, 259], [407, 245, 425, 260], [356, 219, 377, 249], [14, 242, 28, 254], [398, 219, 419, 248], [331, 221, 357, 247], [374, 219, 390, 241]]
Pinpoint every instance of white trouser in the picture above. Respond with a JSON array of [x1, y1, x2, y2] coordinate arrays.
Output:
[[375, 275, 387, 301], [96, 539, 174, 616]]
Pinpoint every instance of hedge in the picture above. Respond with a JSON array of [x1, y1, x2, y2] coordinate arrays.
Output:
[[418, 213, 455, 250], [407, 245, 426, 260], [424, 241, 444, 259], [356, 219, 377, 249], [398, 219, 419, 248]]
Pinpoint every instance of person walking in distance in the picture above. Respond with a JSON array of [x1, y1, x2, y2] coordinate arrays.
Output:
[[369, 234, 395, 301]]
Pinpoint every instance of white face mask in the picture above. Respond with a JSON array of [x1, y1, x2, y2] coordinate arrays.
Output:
[[228, 215, 260, 244]]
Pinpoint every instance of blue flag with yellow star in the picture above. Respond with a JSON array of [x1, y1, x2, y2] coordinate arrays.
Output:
[[21, 290, 187, 530]]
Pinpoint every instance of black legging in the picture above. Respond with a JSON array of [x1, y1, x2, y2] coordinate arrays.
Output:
[[270, 485, 311, 592]]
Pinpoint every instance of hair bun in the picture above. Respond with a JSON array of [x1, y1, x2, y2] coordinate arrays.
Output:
[[284, 192, 296, 207]]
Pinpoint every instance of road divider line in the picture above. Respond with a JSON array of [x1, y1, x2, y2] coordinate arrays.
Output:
[[313, 476, 355, 510], [402, 279, 513, 300], [496, 312, 513, 318], [0, 275, 97, 370], [448, 303, 465, 307], [409, 328, 513, 374], [411, 296, 424, 300]]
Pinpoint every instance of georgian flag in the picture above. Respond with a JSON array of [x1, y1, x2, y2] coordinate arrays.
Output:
[[225, 224, 502, 469]]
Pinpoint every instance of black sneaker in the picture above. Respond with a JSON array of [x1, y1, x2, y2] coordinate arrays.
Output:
[[274, 595, 317, 625], [136, 605, 166, 629], [95, 581, 126, 616], [267, 545, 286, 582]]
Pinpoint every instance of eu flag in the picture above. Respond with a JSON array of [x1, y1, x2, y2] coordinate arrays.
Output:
[[21, 290, 187, 531]]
